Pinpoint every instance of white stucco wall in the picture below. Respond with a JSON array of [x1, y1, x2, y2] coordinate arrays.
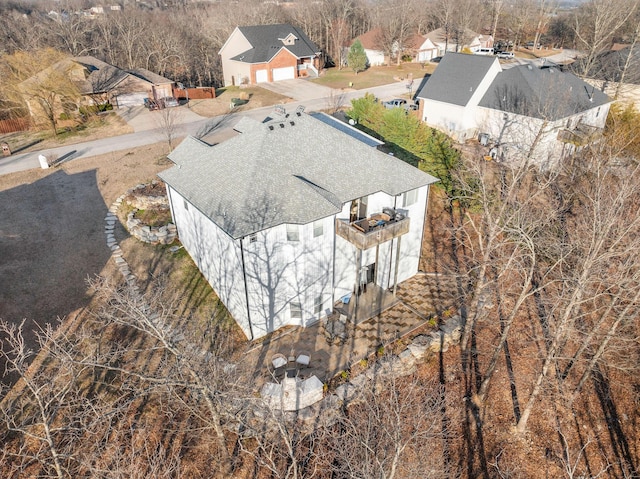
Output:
[[166, 185, 251, 337], [421, 99, 477, 140], [477, 102, 610, 168], [241, 216, 335, 338], [168, 182, 430, 339], [333, 186, 429, 303]]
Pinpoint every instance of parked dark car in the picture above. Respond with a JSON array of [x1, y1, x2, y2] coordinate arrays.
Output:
[[161, 97, 179, 108]]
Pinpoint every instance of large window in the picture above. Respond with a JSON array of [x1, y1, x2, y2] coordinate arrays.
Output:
[[402, 189, 418, 207], [313, 219, 323, 238], [286, 224, 300, 242], [290, 301, 302, 319]]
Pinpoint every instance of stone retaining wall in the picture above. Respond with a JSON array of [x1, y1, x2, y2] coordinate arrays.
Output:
[[125, 182, 170, 210], [126, 210, 177, 245]]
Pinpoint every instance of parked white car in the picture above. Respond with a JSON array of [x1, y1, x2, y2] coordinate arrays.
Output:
[[496, 51, 514, 59], [383, 98, 407, 109]]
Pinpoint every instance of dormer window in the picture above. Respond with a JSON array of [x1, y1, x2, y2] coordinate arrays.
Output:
[[279, 33, 298, 46]]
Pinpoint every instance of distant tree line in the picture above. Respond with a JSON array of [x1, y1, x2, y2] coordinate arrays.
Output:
[[0, 0, 637, 95]]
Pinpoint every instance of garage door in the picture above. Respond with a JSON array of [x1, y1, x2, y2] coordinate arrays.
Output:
[[116, 92, 148, 108], [272, 66, 295, 81], [255, 69, 268, 83]]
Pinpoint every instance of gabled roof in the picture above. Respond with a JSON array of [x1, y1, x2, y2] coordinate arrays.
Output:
[[230, 24, 320, 64], [72, 56, 129, 93], [416, 52, 498, 106], [21, 56, 173, 96], [159, 110, 438, 239], [574, 46, 640, 85], [479, 63, 610, 120], [405, 33, 428, 51], [352, 28, 384, 51], [127, 68, 173, 85], [424, 27, 482, 46]]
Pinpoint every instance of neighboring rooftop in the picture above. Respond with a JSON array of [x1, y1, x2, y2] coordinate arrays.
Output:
[[159, 110, 438, 239], [351, 28, 384, 50], [127, 67, 173, 85], [416, 52, 498, 106], [72, 56, 128, 93], [573, 46, 640, 85], [424, 27, 483, 45], [231, 24, 320, 63], [480, 63, 610, 120]]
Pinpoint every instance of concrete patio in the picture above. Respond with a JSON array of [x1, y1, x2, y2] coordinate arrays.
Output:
[[242, 272, 461, 389]]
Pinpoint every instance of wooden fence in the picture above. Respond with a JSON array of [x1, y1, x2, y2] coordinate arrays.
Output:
[[0, 117, 30, 134], [173, 87, 216, 101]]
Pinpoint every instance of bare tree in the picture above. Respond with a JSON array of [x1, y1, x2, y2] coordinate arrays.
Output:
[[515, 147, 640, 434], [83, 277, 245, 476], [374, 0, 418, 65], [329, 373, 455, 479], [155, 105, 183, 152], [573, 0, 637, 78], [0, 320, 126, 478]]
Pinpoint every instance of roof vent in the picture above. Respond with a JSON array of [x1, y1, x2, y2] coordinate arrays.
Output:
[[289, 121, 295, 126], [279, 123, 285, 128], [269, 125, 274, 130], [295, 105, 305, 116]]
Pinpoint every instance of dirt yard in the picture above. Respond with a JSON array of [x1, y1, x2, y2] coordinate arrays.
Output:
[[0, 143, 174, 353]]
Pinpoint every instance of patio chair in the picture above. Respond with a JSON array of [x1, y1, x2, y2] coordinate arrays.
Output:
[[271, 353, 288, 377], [296, 351, 311, 368]]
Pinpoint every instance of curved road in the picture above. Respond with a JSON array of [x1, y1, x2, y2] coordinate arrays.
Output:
[[0, 80, 416, 176]]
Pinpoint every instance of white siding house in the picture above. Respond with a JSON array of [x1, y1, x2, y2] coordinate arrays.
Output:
[[159, 111, 438, 340], [417, 53, 611, 167]]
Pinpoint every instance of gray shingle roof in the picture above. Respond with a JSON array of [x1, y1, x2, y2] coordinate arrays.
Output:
[[127, 68, 173, 85], [231, 24, 320, 63], [416, 52, 498, 106], [479, 63, 610, 120], [159, 111, 438, 239], [72, 56, 129, 93]]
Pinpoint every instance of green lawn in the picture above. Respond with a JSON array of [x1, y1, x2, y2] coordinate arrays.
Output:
[[312, 63, 436, 90]]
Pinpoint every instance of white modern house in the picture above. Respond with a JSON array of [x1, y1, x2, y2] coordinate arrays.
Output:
[[416, 53, 611, 167], [158, 109, 438, 340]]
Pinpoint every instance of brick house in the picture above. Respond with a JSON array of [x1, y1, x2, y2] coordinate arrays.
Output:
[[219, 24, 322, 86]]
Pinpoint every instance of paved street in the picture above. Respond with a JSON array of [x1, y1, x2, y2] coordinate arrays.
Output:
[[0, 79, 414, 176]]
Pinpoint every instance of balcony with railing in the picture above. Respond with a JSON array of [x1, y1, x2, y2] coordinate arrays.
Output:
[[558, 123, 603, 146], [335, 209, 410, 250]]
